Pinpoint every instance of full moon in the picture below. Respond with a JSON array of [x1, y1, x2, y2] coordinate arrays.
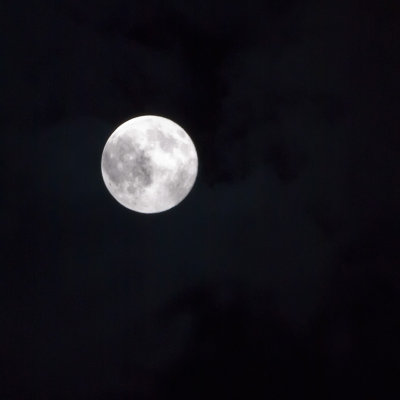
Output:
[[101, 115, 198, 213]]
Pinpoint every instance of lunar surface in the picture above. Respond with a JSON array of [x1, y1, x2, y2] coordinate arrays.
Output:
[[101, 115, 198, 213]]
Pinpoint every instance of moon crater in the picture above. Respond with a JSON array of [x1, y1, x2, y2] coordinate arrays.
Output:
[[102, 136, 153, 190]]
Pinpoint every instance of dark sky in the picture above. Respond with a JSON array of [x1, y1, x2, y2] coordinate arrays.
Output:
[[1, 1, 399, 399]]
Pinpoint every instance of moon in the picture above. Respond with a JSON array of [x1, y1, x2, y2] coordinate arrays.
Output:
[[101, 115, 198, 213]]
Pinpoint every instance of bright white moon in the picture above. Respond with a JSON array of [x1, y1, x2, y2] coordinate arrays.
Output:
[[101, 115, 198, 213]]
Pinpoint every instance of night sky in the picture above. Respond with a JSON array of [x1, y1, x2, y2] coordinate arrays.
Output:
[[1, 1, 399, 399]]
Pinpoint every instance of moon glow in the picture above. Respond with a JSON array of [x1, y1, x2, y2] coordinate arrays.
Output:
[[101, 115, 198, 213]]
